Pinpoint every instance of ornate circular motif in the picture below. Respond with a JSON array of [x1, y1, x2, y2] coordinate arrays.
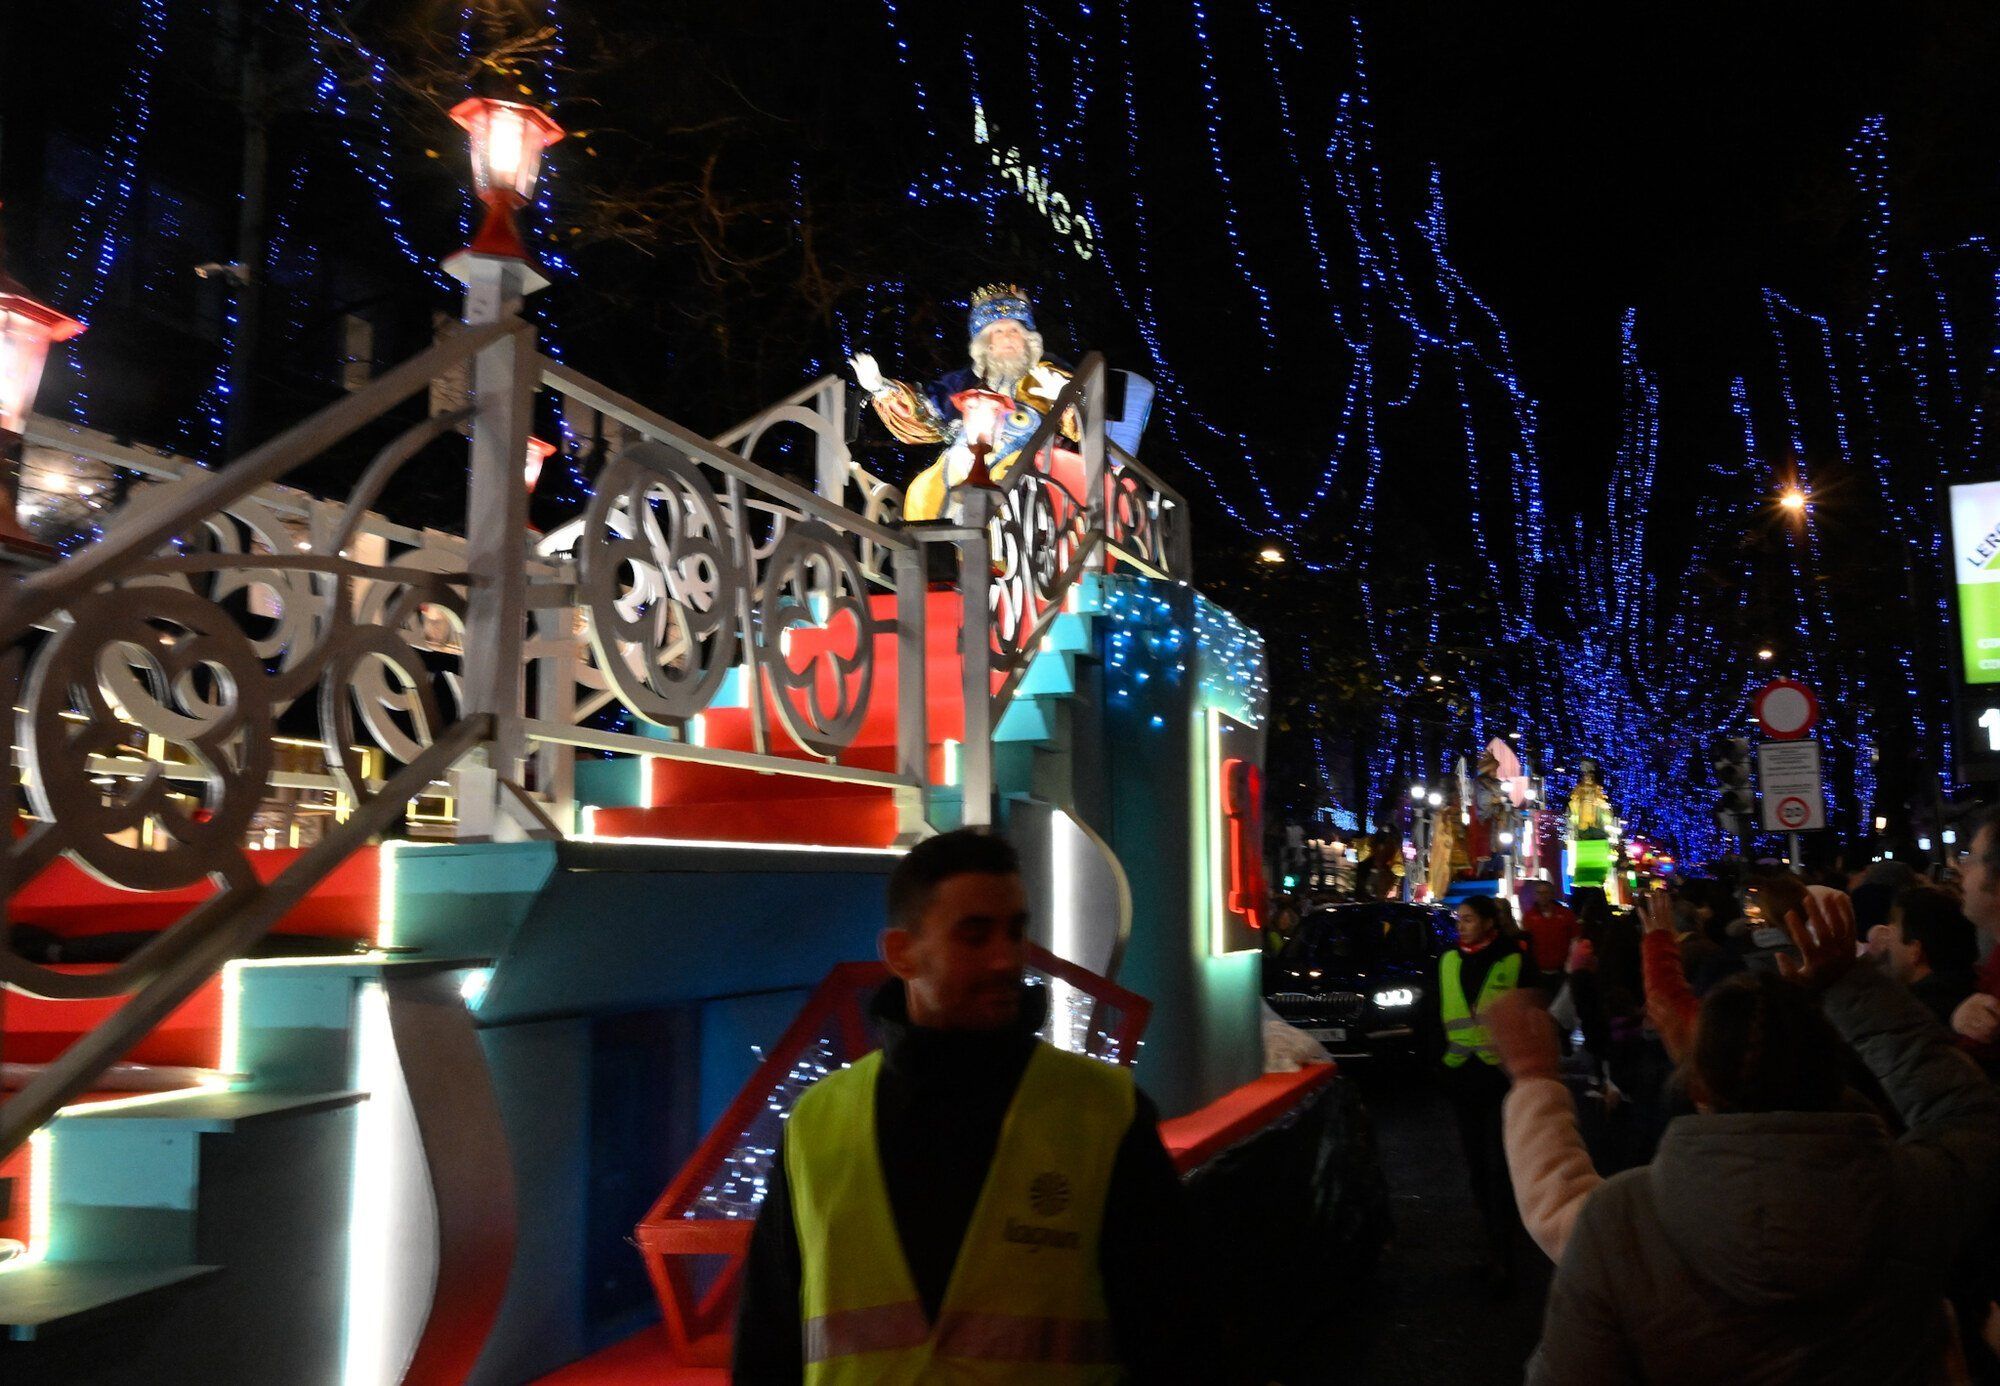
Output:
[[578, 442, 741, 726], [756, 522, 875, 757], [991, 474, 1085, 663], [1106, 470, 1161, 569], [101, 483, 341, 708], [20, 585, 274, 893]]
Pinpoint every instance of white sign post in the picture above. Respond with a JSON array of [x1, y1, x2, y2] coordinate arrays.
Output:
[[1757, 739, 1825, 837]]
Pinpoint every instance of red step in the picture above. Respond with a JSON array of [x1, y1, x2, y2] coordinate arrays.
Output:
[[11, 846, 381, 944]]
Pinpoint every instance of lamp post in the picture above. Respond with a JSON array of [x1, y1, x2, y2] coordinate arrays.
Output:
[[449, 96, 565, 272], [442, 95, 560, 840], [0, 269, 84, 557]]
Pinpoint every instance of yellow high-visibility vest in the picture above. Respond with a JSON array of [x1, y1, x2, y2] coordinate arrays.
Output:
[[1440, 947, 1522, 1067], [784, 1042, 1134, 1384]]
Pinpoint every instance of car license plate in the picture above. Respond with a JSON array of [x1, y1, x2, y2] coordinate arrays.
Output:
[[1305, 1027, 1347, 1044]]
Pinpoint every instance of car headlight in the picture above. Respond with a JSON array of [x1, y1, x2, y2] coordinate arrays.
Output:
[[1373, 987, 1416, 1008]]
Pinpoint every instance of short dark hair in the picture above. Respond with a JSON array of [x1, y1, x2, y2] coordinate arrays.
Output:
[[1894, 886, 1978, 973], [1687, 971, 1845, 1114], [886, 829, 1022, 932]]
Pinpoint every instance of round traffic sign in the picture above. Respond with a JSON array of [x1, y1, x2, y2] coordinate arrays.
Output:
[[1755, 679, 1820, 741], [1774, 795, 1812, 829]]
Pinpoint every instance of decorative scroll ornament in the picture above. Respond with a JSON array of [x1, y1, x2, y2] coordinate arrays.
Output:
[[20, 585, 274, 893], [756, 522, 876, 757], [324, 550, 468, 794], [990, 473, 1086, 663], [578, 441, 741, 726], [1105, 469, 1165, 571], [99, 481, 343, 708]]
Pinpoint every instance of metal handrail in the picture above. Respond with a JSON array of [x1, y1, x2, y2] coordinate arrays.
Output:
[[539, 358, 912, 554], [4, 319, 521, 643], [0, 714, 493, 1163]]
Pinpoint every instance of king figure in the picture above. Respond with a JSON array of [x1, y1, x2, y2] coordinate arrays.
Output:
[[849, 284, 1079, 522]]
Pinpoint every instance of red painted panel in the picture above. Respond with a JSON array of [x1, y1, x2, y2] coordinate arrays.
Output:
[[1158, 1066, 1339, 1174], [11, 846, 380, 940], [2, 968, 226, 1068]]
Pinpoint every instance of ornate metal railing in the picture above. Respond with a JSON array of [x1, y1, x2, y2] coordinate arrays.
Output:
[[971, 353, 1190, 718], [0, 272, 1187, 1162], [0, 303, 937, 1161]]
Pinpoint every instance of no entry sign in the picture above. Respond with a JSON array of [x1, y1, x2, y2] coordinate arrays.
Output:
[[1754, 679, 1820, 741], [1757, 740, 1825, 833]]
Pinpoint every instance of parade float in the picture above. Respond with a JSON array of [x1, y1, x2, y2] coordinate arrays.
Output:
[[0, 98, 1332, 1386]]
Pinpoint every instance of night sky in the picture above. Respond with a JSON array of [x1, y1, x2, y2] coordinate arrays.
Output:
[[10, 1, 2000, 841], [1359, 3, 2000, 514]]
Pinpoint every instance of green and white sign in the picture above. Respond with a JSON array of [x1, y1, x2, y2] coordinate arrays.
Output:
[[1951, 481, 2000, 685]]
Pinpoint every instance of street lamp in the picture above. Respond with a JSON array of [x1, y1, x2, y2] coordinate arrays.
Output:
[[449, 96, 565, 267], [0, 266, 84, 553], [522, 435, 556, 492], [1258, 542, 1286, 565], [1778, 487, 1808, 515], [1756, 647, 1775, 662], [1409, 784, 1427, 802]]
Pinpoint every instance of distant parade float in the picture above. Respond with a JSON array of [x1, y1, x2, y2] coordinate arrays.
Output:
[[1565, 758, 1621, 898]]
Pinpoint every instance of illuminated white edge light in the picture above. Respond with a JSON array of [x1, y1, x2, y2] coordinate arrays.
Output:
[[568, 832, 907, 857], [340, 979, 435, 1386], [942, 739, 962, 788], [0, 1131, 54, 1272], [1048, 812, 1081, 1053], [1203, 706, 1257, 957], [459, 966, 494, 1010]]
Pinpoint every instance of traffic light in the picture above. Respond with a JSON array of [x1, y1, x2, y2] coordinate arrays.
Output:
[[1713, 736, 1754, 837]]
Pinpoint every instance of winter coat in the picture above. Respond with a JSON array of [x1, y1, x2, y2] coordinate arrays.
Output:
[[1527, 962, 2000, 1386], [1501, 1075, 1600, 1262]]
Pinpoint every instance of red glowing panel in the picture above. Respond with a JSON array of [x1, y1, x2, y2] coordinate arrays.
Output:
[[1222, 756, 1267, 932]]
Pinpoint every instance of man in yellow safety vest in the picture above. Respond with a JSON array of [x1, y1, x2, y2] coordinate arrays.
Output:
[[1438, 892, 1527, 1291], [734, 829, 1199, 1382]]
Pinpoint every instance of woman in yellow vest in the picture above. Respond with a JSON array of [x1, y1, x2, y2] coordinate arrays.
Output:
[[733, 830, 1203, 1382], [1438, 893, 1527, 1290]]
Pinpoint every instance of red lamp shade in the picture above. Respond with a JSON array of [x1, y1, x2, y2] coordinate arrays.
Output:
[[450, 97, 564, 204], [950, 389, 1013, 450], [449, 97, 565, 263], [0, 279, 83, 435], [523, 435, 556, 492]]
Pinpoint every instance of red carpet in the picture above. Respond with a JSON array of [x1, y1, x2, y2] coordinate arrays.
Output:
[[531, 1327, 724, 1385]]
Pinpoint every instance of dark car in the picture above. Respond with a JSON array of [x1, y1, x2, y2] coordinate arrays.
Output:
[[1265, 902, 1455, 1060]]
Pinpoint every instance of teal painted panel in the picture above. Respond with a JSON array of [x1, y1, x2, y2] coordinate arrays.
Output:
[[994, 698, 1055, 744], [1015, 651, 1077, 698], [1047, 611, 1096, 653], [467, 1019, 594, 1386], [698, 989, 812, 1134], [474, 865, 889, 1024], [53, 1126, 198, 1212], [389, 840, 558, 957], [573, 756, 644, 810]]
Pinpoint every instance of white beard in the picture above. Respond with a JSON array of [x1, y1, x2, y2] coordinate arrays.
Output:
[[969, 324, 1044, 397], [981, 354, 1029, 395]]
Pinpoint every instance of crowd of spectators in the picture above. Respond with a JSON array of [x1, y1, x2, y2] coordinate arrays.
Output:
[[1476, 808, 2000, 1384]]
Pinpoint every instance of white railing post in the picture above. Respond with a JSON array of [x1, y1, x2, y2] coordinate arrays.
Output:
[[954, 489, 997, 830], [814, 377, 850, 504], [446, 251, 541, 837], [1081, 359, 1108, 575], [893, 543, 930, 842]]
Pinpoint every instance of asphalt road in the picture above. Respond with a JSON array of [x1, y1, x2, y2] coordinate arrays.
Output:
[[1276, 1062, 1556, 1386]]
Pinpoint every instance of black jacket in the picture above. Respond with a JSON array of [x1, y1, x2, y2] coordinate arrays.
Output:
[[733, 979, 1201, 1382]]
